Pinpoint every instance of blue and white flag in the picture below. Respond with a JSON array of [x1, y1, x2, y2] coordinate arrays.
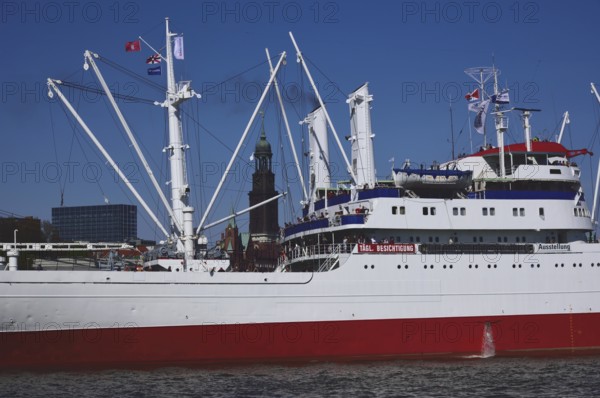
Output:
[[174, 36, 184, 60], [491, 89, 510, 104], [147, 66, 161, 76], [468, 100, 490, 135]]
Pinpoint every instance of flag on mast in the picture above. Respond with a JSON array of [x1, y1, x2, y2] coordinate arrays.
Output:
[[125, 40, 141, 52], [146, 54, 161, 64], [174, 36, 184, 60], [468, 100, 490, 135], [147, 66, 162, 76], [491, 89, 510, 104], [465, 88, 479, 101]]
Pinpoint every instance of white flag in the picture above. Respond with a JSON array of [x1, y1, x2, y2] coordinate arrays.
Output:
[[468, 100, 490, 135], [174, 36, 184, 60], [491, 89, 510, 104]]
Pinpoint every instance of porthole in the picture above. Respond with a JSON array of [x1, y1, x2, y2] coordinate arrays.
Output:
[[364, 265, 368, 269], [430, 265, 434, 269], [494, 264, 497, 268], [475, 264, 479, 269], [469, 264, 472, 269], [443, 265, 447, 269], [512, 264, 516, 268], [449, 265, 453, 269], [371, 265, 375, 269], [405, 265, 409, 269], [487, 264, 491, 269], [397, 265, 401, 269], [424, 265, 427, 269]]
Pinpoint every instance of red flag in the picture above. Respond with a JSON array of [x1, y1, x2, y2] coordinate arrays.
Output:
[[465, 88, 479, 101], [125, 40, 141, 52]]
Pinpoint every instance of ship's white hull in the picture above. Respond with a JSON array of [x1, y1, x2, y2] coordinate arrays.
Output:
[[2, 242, 600, 368]]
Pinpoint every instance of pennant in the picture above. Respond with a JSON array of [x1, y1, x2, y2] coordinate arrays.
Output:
[[146, 54, 161, 64], [468, 100, 490, 135], [125, 40, 141, 52], [174, 36, 184, 60], [491, 89, 510, 104], [465, 88, 479, 101], [147, 66, 161, 76]]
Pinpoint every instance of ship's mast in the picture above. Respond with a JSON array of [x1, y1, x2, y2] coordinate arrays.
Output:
[[492, 66, 506, 178], [164, 17, 195, 261]]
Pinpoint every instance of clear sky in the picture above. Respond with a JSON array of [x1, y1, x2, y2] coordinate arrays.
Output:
[[2, 0, 600, 242]]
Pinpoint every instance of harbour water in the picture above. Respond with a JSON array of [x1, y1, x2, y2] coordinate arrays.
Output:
[[1, 355, 599, 397]]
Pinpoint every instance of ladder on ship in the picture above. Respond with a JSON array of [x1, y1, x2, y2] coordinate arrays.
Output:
[[317, 245, 340, 272]]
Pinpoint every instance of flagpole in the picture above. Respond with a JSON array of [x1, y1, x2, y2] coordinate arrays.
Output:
[[449, 100, 455, 160], [138, 36, 166, 62]]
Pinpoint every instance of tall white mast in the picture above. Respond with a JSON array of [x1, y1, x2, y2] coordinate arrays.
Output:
[[347, 83, 376, 188], [164, 17, 195, 260]]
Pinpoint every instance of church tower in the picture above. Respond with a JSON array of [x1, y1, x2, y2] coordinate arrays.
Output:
[[248, 114, 279, 243]]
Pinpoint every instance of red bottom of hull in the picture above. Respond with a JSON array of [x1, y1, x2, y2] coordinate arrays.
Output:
[[2, 312, 600, 370]]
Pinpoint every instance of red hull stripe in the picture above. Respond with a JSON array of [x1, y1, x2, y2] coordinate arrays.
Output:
[[2, 312, 600, 370]]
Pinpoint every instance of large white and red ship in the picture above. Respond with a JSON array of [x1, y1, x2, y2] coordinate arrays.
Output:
[[2, 20, 600, 370]]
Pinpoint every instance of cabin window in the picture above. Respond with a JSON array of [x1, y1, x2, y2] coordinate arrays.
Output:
[[479, 236, 483, 243], [410, 236, 414, 242], [473, 236, 477, 242], [416, 236, 421, 243], [520, 208, 525, 217], [400, 206, 406, 215], [516, 237, 520, 242], [428, 236, 433, 243], [550, 169, 562, 175], [423, 207, 428, 215], [482, 208, 488, 216], [392, 206, 397, 215], [539, 207, 544, 217], [574, 208, 578, 217], [430, 207, 436, 215], [453, 207, 458, 216], [513, 208, 518, 217], [490, 208, 495, 216], [435, 236, 440, 243], [460, 207, 466, 216]]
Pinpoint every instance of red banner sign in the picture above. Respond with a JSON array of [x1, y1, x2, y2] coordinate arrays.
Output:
[[357, 243, 416, 254]]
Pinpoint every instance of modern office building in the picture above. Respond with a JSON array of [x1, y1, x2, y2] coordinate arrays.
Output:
[[52, 204, 137, 243]]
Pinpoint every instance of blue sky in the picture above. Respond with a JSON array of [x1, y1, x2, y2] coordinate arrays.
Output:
[[2, 0, 600, 241]]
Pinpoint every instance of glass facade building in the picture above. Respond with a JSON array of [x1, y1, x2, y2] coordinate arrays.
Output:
[[52, 204, 137, 243]]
